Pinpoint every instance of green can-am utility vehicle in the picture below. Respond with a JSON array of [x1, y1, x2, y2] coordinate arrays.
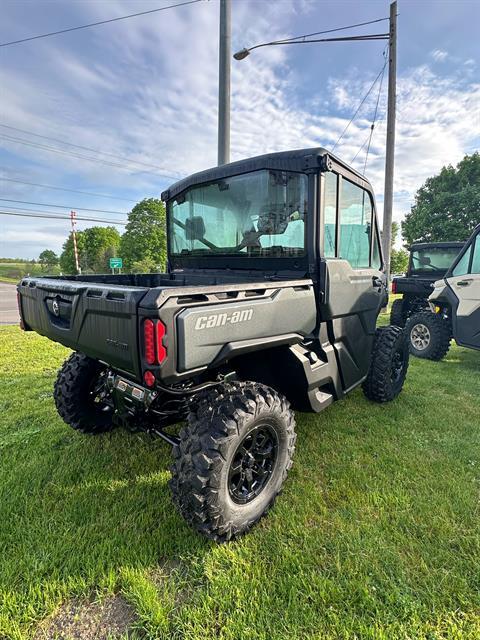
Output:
[[17, 149, 409, 541]]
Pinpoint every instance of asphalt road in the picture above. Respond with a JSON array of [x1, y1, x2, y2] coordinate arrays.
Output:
[[0, 283, 20, 325]]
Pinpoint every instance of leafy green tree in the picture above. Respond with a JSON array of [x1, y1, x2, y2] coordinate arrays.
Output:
[[131, 257, 159, 273], [59, 231, 86, 274], [83, 226, 121, 273], [38, 250, 59, 270], [391, 248, 409, 274], [402, 153, 480, 244], [120, 198, 166, 272], [390, 222, 409, 274]]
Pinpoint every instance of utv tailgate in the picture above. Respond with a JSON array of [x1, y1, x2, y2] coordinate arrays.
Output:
[[18, 278, 148, 378]]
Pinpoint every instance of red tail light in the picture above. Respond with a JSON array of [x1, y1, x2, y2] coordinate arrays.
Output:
[[143, 319, 167, 366], [391, 280, 397, 294], [143, 319, 156, 365], [156, 320, 167, 363], [144, 371, 155, 387]]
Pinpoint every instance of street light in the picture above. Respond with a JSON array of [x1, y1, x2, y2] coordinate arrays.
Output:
[[232, 3, 397, 279], [233, 47, 249, 60]]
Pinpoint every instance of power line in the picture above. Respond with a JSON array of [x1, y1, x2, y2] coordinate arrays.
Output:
[[351, 136, 370, 164], [263, 17, 389, 46], [1, 133, 178, 179], [362, 61, 386, 172], [1, 204, 127, 221], [0, 124, 181, 177], [332, 49, 388, 152], [237, 18, 389, 55], [0, 210, 127, 225], [0, 198, 127, 215], [253, 34, 389, 50], [0, 205, 128, 224], [0, 0, 206, 48], [349, 50, 387, 170], [0, 176, 138, 203], [1, 134, 150, 171], [351, 116, 386, 166]]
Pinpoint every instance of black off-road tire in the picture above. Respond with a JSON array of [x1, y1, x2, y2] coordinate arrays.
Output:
[[169, 382, 296, 542], [406, 311, 451, 361], [362, 325, 410, 403], [54, 352, 114, 434], [390, 298, 406, 327]]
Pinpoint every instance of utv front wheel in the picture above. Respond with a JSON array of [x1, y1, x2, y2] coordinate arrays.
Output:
[[54, 352, 114, 434], [170, 382, 296, 542], [362, 326, 409, 403], [406, 311, 451, 360]]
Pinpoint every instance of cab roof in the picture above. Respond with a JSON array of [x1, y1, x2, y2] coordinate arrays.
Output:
[[161, 147, 372, 201], [410, 241, 465, 250]]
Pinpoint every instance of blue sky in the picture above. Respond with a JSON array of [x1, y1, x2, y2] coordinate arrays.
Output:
[[1, 0, 479, 259]]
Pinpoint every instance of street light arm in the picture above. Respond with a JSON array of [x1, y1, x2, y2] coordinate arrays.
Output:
[[234, 33, 389, 60]]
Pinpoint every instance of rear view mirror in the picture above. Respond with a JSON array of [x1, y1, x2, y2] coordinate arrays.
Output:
[[185, 216, 206, 241]]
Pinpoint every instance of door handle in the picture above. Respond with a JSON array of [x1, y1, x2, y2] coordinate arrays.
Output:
[[457, 279, 473, 287], [372, 276, 383, 288]]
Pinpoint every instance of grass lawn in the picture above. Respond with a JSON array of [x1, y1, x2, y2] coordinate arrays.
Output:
[[0, 323, 479, 639], [0, 263, 60, 285]]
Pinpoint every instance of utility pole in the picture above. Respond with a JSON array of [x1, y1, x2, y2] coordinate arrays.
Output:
[[218, 0, 231, 165], [70, 210, 81, 275], [382, 0, 397, 278]]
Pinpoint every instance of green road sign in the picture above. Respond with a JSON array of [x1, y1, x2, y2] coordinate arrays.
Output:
[[109, 257, 123, 269]]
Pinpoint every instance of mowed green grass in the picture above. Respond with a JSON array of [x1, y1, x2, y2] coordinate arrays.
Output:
[[0, 324, 479, 639], [0, 263, 60, 284]]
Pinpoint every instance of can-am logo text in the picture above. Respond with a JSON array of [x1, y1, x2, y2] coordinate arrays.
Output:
[[194, 308, 253, 330]]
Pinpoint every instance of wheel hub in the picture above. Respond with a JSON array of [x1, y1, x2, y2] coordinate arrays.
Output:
[[228, 424, 278, 504], [410, 323, 431, 351]]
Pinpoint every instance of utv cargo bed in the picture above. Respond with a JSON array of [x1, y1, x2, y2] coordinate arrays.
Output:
[[18, 273, 316, 382]]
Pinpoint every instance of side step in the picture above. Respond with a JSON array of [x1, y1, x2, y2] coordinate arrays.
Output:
[[289, 343, 342, 413]]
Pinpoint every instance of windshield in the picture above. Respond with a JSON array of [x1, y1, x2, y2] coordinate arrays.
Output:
[[410, 246, 462, 274], [169, 169, 307, 257]]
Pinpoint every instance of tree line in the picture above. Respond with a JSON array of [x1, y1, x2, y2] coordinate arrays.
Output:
[[37, 198, 166, 275]]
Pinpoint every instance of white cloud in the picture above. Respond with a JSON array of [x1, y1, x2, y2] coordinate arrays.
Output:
[[430, 49, 449, 62], [328, 65, 480, 229]]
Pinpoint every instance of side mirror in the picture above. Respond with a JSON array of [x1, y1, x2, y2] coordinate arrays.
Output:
[[185, 216, 206, 241]]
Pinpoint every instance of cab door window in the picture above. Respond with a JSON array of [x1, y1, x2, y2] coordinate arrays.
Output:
[[323, 172, 338, 257], [371, 222, 383, 270], [471, 237, 480, 273], [452, 247, 472, 276], [452, 235, 480, 276], [339, 179, 372, 269]]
